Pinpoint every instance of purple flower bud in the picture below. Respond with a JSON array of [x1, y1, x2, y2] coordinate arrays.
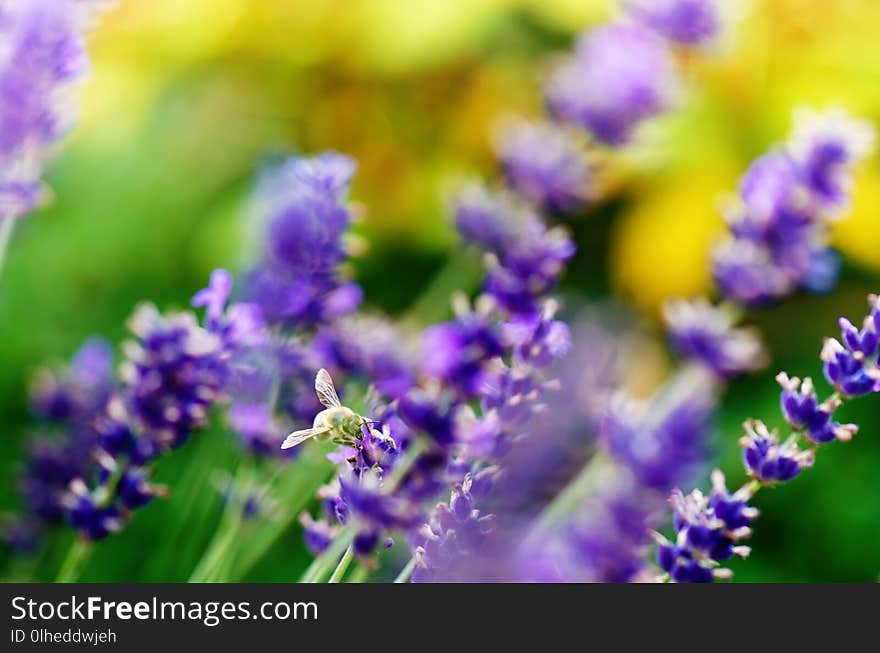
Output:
[[656, 470, 754, 582], [821, 337, 878, 397], [244, 154, 361, 328], [740, 420, 813, 484], [777, 373, 856, 444], [300, 513, 336, 555], [421, 314, 503, 398]]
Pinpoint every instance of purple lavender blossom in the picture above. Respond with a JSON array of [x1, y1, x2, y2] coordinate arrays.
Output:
[[712, 109, 874, 306], [495, 119, 592, 213], [421, 310, 503, 399], [545, 23, 679, 145], [660, 296, 879, 582], [30, 337, 113, 422], [245, 154, 361, 328], [412, 472, 495, 582], [603, 369, 717, 491], [663, 297, 766, 377], [311, 315, 415, 400], [777, 373, 857, 444], [654, 470, 755, 582], [517, 466, 661, 583], [626, 0, 722, 46], [300, 513, 337, 555], [787, 107, 875, 215], [453, 186, 574, 316], [120, 303, 228, 452], [19, 437, 91, 524], [0, 0, 90, 220], [711, 239, 792, 306], [192, 268, 234, 328], [739, 420, 813, 484], [821, 302, 880, 397]]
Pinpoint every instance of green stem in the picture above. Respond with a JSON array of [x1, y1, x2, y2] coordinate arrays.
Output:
[[55, 538, 92, 583], [393, 556, 417, 584], [188, 459, 253, 583], [299, 528, 356, 583], [0, 217, 14, 280], [226, 443, 335, 582], [347, 564, 370, 583], [327, 545, 354, 583]]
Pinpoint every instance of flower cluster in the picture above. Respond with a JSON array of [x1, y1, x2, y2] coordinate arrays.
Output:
[[654, 470, 755, 582], [658, 295, 878, 582], [244, 153, 362, 329], [411, 471, 497, 582], [9, 270, 255, 543], [664, 107, 872, 378], [821, 304, 880, 397], [453, 186, 574, 317], [712, 109, 874, 306], [0, 0, 98, 221], [504, 367, 717, 583], [740, 420, 813, 484], [302, 180, 575, 567], [663, 298, 766, 377]]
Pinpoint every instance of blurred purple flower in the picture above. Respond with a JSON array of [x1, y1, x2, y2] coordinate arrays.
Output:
[[495, 119, 592, 213], [663, 297, 766, 377], [603, 368, 717, 491], [712, 109, 874, 306], [788, 107, 875, 214], [453, 186, 574, 317], [0, 0, 90, 220], [245, 153, 361, 328], [545, 23, 679, 145], [626, 0, 722, 46]]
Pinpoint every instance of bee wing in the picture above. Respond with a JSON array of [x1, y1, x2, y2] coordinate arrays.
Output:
[[280, 426, 331, 450], [315, 368, 342, 409]]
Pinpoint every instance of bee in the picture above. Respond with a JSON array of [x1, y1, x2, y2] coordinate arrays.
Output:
[[280, 369, 368, 449]]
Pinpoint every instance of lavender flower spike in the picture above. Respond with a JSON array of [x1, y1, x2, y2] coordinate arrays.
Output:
[[663, 297, 767, 377], [494, 119, 592, 214], [0, 0, 91, 220], [661, 294, 880, 582], [654, 470, 756, 582], [787, 107, 876, 215], [245, 153, 362, 328], [712, 108, 874, 306], [545, 22, 679, 145]]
